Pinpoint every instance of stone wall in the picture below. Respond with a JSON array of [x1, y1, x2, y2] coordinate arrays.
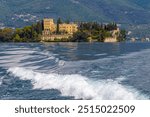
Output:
[[41, 34, 72, 41]]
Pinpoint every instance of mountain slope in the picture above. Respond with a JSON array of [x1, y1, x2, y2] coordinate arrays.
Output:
[[1, 0, 150, 27]]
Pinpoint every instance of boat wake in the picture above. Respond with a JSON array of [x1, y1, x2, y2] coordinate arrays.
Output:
[[8, 67, 147, 100]]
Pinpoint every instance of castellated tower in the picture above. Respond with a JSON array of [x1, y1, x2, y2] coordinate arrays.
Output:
[[43, 19, 56, 34]]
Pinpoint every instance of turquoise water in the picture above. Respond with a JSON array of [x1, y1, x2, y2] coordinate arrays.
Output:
[[0, 42, 150, 100]]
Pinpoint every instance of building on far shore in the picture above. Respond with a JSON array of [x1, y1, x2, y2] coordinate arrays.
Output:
[[42, 18, 121, 42], [104, 28, 120, 42], [43, 19, 56, 33], [131, 37, 136, 42], [59, 23, 78, 35], [42, 18, 78, 41]]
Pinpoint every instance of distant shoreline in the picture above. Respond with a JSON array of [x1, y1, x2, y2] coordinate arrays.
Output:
[[0, 18, 126, 43]]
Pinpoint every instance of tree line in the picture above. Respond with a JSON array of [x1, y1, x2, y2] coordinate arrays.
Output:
[[0, 21, 43, 42], [71, 22, 126, 42], [0, 18, 126, 42]]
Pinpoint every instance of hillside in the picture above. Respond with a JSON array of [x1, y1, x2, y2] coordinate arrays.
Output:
[[1, 0, 150, 28]]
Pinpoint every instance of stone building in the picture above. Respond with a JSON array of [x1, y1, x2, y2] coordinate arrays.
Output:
[[43, 18, 56, 34], [59, 23, 78, 34], [104, 28, 120, 42], [42, 18, 78, 41], [43, 18, 78, 35]]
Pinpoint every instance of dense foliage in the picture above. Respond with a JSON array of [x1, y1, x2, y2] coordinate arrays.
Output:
[[56, 18, 63, 34], [0, 21, 43, 42], [0, 28, 13, 42], [71, 22, 126, 42], [0, 19, 126, 42]]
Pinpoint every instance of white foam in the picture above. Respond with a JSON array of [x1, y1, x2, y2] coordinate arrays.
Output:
[[58, 60, 66, 66], [94, 53, 107, 56], [0, 76, 4, 85], [115, 76, 127, 82], [8, 67, 147, 100], [0, 46, 58, 72]]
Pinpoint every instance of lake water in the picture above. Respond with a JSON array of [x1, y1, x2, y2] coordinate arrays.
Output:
[[0, 42, 150, 100]]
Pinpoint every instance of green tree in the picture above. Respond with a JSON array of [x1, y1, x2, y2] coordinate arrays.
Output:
[[36, 21, 43, 34], [98, 33, 105, 42], [105, 22, 117, 31], [117, 29, 126, 42], [0, 28, 13, 42], [71, 31, 89, 42], [56, 18, 62, 34], [13, 34, 22, 42]]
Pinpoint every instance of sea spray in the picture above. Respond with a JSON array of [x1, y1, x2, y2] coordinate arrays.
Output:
[[0, 77, 3, 85], [8, 67, 147, 100]]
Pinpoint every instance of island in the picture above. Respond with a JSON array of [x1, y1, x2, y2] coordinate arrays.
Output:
[[0, 18, 126, 42]]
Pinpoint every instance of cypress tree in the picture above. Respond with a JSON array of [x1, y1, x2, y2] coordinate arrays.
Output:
[[56, 18, 62, 34]]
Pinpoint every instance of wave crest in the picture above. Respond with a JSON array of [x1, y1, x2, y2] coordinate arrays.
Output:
[[8, 67, 147, 100]]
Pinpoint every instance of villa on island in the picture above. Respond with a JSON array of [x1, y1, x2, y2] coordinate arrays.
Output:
[[41, 18, 121, 42], [0, 18, 125, 43], [42, 18, 78, 41]]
